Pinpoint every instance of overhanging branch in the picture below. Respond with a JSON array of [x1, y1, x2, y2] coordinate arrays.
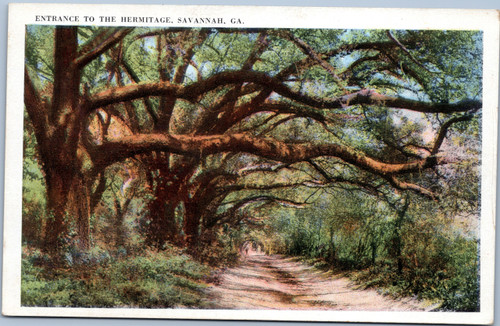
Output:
[[75, 28, 133, 68], [91, 132, 444, 181], [431, 114, 475, 155], [89, 70, 482, 114]]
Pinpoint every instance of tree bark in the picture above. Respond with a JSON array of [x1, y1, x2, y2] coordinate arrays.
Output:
[[94, 132, 440, 176], [183, 202, 201, 247], [145, 165, 182, 247], [34, 26, 87, 253], [90, 70, 481, 114], [67, 176, 92, 251], [44, 169, 73, 251]]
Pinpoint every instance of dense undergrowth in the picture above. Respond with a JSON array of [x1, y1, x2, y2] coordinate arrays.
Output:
[[21, 246, 214, 308], [259, 189, 480, 313], [293, 235, 479, 312], [349, 239, 479, 312]]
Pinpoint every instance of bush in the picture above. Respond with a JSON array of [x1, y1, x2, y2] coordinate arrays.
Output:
[[437, 239, 479, 312], [349, 237, 479, 312], [21, 246, 211, 308]]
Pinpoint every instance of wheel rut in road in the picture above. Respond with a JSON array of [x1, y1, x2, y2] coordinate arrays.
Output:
[[204, 253, 428, 311]]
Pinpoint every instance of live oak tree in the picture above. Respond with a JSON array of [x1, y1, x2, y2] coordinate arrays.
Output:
[[24, 26, 482, 254]]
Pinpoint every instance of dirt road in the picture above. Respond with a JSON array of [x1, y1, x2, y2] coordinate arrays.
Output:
[[204, 252, 427, 311]]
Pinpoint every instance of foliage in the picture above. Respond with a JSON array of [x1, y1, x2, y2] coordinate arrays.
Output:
[[21, 246, 210, 308], [350, 236, 478, 312], [191, 231, 241, 267], [22, 25, 482, 311], [260, 188, 479, 311]]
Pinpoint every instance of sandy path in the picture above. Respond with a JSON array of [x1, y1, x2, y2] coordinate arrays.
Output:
[[204, 253, 427, 311]]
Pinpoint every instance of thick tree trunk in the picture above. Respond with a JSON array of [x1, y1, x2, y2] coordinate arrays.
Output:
[[146, 199, 180, 247], [41, 27, 85, 253], [145, 166, 182, 247], [183, 202, 201, 247], [44, 167, 94, 252], [44, 169, 74, 252], [68, 176, 92, 251], [26, 27, 135, 256]]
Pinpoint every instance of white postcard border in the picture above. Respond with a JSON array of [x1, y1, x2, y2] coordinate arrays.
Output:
[[3, 3, 499, 324]]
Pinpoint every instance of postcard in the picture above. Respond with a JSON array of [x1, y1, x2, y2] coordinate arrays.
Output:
[[2, 3, 499, 324]]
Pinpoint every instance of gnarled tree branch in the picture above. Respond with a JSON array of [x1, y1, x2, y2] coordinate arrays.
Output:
[[91, 132, 444, 179], [75, 28, 133, 68], [24, 67, 49, 144], [89, 70, 481, 114], [431, 114, 475, 155]]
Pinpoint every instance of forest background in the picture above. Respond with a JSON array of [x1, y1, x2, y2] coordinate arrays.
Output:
[[18, 23, 484, 313]]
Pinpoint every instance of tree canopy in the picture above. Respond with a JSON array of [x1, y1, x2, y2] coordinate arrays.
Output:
[[23, 25, 482, 310], [22, 25, 481, 310], [25, 25, 482, 247]]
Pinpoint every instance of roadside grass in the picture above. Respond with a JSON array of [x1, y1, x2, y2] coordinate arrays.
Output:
[[21, 246, 212, 308], [292, 250, 478, 313]]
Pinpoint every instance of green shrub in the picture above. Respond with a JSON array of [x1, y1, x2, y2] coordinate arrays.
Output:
[[21, 247, 211, 308], [348, 237, 479, 312], [437, 239, 479, 312]]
